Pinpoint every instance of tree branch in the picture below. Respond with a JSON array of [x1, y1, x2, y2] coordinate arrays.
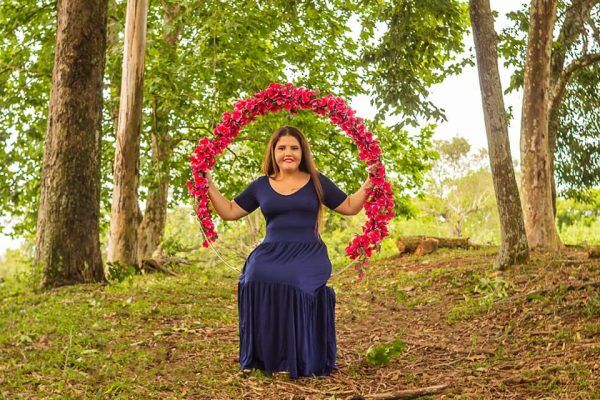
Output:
[[551, 0, 597, 80], [586, 15, 600, 45], [549, 52, 600, 114]]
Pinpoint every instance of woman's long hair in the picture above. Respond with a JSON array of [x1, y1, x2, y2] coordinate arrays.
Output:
[[261, 126, 325, 235]]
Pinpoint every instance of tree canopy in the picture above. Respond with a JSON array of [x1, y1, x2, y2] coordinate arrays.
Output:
[[0, 0, 436, 238], [499, 0, 600, 197]]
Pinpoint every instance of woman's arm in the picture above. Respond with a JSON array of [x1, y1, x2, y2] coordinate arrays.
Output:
[[205, 172, 250, 221], [334, 176, 374, 216]]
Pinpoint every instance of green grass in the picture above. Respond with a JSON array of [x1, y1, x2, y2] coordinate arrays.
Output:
[[0, 263, 241, 398], [446, 274, 512, 323], [582, 322, 600, 337], [447, 296, 495, 323], [1, 247, 598, 399]]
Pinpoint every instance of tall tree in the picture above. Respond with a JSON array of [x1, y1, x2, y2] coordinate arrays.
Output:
[[520, 0, 563, 252], [35, 0, 108, 288], [136, 2, 180, 262], [499, 0, 600, 205], [107, 0, 149, 268], [469, 0, 529, 268]]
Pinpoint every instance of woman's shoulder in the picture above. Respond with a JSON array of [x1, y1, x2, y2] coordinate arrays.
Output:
[[250, 175, 268, 186], [239, 175, 266, 191], [316, 171, 332, 183]]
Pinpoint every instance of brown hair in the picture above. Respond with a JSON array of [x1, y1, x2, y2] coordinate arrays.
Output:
[[261, 126, 325, 235]]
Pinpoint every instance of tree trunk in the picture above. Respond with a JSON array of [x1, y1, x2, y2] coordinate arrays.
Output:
[[107, 0, 149, 268], [520, 0, 562, 252], [136, 2, 181, 263], [469, 0, 529, 269], [136, 110, 172, 263], [35, 0, 108, 288], [396, 236, 474, 254], [548, 101, 559, 217]]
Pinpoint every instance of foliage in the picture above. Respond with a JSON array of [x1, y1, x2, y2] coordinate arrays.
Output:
[[390, 138, 598, 246], [0, 0, 55, 237], [365, 338, 406, 366], [0, 0, 434, 236], [556, 65, 600, 194], [0, 244, 37, 294], [161, 205, 264, 270], [556, 189, 600, 229], [394, 213, 454, 238], [142, 0, 372, 204], [0, 247, 31, 280], [556, 189, 600, 245], [448, 273, 512, 323], [498, 1, 600, 195], [360, 0, 472, 127], [105, 261, 137, 284], [473, 275, 512, 300], [447, 296, 495, 323], [415, 137, 500, 242], [1, 0, 439, 240], [161, 206, 208, 257]]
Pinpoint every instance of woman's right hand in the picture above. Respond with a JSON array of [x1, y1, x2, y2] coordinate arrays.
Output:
[[203, 171, 212, 185]]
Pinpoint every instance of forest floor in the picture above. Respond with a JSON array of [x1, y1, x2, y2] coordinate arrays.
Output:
[[0, 247, 598, 399]]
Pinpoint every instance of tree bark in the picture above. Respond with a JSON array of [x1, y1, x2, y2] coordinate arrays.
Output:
[[469, 0, 529, 269], [136, 2, 181, 263], [548, 101, 559, 217], [136, 105, 172, 263], [520, 0, 562, 252], [35, 0, 108, 288], [396, 236, 472, 254], [107, 0, 149, 268]]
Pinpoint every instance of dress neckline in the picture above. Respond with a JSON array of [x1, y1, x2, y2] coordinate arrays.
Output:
[[266, 175, 312, 197]]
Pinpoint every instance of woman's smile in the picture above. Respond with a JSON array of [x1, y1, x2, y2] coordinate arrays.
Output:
[[275, 135, 302, 171]]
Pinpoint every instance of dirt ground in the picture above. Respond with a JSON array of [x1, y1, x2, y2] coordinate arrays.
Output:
[[1, 248, 598, 399], [225, 249, 599, 399]]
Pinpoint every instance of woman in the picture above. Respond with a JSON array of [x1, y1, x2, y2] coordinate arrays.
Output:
[[206, 126, 372, 378]]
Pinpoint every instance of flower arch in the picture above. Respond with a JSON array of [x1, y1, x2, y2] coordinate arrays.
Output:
[[187, 82, 394, 277]]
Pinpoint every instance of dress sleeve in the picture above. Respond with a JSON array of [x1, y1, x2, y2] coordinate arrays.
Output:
[[233, 178, 260, 213], [318, 173, 348, 210]]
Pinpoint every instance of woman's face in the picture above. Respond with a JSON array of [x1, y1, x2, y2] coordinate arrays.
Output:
[[274, 135, 302, 174]]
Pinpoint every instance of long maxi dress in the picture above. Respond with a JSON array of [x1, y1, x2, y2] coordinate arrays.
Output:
[[233, 172, 348, 378]]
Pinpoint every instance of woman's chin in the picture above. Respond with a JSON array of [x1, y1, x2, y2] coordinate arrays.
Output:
[[279, 164, 299, 172]]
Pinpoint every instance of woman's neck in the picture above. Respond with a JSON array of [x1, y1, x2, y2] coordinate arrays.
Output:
[[273, 170, 307, 180]]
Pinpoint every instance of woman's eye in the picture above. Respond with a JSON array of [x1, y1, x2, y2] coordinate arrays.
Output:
[[276, 146, 299, 150]]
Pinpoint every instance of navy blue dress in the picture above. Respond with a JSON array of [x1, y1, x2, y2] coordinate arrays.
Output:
[[233, 172, 348, 378]]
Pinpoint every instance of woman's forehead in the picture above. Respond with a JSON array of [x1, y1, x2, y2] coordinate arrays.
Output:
[[275, 135, 301, 146]]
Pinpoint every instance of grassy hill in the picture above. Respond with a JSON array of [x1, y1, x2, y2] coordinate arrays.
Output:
[[1, 248, 598, 399]]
